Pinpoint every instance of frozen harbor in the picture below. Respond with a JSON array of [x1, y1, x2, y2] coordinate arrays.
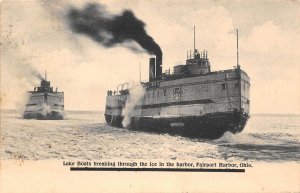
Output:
[[1, 110, 299, 162]]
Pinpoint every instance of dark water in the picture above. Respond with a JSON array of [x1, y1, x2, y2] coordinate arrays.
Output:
[[1, 110, 299, 162]]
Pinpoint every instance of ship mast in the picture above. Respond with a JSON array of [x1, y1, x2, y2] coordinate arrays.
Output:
[[236, 29, 240, 68], [45, 70, 47, 81], [193, 25, 196, 57]]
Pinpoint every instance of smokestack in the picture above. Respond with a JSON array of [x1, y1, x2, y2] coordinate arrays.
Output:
[[149, 57, 155, 81], [156, 54, 162, 78], [149, 54, 162, 81]]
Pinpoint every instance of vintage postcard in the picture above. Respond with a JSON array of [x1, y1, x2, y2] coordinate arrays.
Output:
[[1, 0, 299, 192]]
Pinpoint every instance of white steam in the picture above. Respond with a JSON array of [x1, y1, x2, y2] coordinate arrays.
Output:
[[15, 92, 30, 117], [122, 84, 145, 127], [217, 131, 272, 145], [2, 48, 42, 115], [41, 104, 65, 118]]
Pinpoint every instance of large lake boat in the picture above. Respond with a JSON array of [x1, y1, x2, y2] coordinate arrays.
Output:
[[105, 29, 250, 139], [23, 72, 64, 120]]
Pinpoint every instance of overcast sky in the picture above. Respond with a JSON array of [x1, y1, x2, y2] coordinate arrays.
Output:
[[1, 0, 300, 113]]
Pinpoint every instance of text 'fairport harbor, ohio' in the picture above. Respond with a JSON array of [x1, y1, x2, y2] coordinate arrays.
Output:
[[105, 28, 250, 139]]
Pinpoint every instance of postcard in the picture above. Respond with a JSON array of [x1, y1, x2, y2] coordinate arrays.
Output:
[[1, 0, 299, 192]]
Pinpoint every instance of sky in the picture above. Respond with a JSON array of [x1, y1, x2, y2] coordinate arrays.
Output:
[[1, 0, 300, 113]]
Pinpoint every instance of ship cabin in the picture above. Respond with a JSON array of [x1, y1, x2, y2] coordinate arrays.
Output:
[[26, 75, 64, 108], [106, 48, 213, 97], [36, 79, 53, 93], [30, 79, 63, 94], [173, 49, 211, 76]]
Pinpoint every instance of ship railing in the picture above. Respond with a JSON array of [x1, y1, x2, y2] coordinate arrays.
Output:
[[107, 81, 145, 96], [28, 90, 64, 94]]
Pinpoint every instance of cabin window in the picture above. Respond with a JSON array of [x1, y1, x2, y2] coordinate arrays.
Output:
[[152, 91, 155, 98], [221, 83, 226, 89], [164, 89, 166, 96], [157, 91, 159, 97]]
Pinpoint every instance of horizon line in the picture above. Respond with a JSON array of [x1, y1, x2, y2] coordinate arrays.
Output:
[[1, 108, 300, 116]]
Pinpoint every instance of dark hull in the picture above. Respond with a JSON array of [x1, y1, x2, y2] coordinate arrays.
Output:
[[105, 111, 249, 139], [23, 111, 64, 120]]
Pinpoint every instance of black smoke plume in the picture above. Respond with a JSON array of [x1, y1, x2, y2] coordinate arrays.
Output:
[[66, 3, 162, 60], [32, 69, 44, 80]]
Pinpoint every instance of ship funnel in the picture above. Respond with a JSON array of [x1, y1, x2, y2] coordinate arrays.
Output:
[[149, 57, 155, 81], [156, 54, 162, 78], [149, 54, 163, 82]]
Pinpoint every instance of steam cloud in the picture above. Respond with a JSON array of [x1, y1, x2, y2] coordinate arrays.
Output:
[[66, 3, 162, 60], [122, 84, 145, 127], [2, 33, 44, 81], [2, 49, 43, 116], [2, 8, 44, 114], [3, 49, 44, 115], [7, 51, 44, 81]]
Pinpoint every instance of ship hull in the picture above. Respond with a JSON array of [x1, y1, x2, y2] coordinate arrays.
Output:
[[105, 68, 250, 139], [105, 111, 248, 139], [23, 110, 64, 120], [23, 93, 64, 120]]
